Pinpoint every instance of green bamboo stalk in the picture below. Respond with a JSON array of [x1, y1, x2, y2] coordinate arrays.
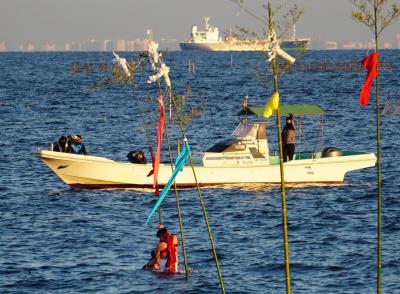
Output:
[[268, 3, 291, 294], [162, 110, 190, 280], [349, 1, 400, 292], [127, 78, 163, 224], [168, 88, 225, 294], [373, 1, 382, 292]]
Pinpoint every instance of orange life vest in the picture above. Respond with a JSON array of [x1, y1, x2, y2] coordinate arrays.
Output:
[[165, 234, 178, 273]]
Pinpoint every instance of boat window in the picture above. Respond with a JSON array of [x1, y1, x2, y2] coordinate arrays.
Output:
[[231, 124, 257, 139], [206, 139, 243, 153]]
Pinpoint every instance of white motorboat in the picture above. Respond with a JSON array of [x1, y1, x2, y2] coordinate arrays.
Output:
[[38, 106, 376, 189]]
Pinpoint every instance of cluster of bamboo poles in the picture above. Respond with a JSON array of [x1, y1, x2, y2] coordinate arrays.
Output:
[[125, 1, 389, 292], [127, 53, 226, 292]]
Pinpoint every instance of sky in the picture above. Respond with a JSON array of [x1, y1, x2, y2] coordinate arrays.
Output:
[[0, 0, 399, 48]]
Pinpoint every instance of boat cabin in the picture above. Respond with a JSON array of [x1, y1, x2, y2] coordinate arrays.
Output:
[[202, 122, 272, 167]]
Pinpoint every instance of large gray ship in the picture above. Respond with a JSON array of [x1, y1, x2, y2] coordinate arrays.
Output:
[[179, 17, 310, 51]]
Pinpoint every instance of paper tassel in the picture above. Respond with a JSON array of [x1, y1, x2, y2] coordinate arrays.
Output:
[[148, 41, 160, 70], [147, 63, 171, 88], [112, 51, 131, 77], [266, 30, 295, 64]]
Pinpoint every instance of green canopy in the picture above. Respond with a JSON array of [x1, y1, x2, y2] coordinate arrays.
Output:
[[237, 104, 325, 117]]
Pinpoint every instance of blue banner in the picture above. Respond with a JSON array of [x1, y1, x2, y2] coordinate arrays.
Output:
[[145, 143, 191, 224]]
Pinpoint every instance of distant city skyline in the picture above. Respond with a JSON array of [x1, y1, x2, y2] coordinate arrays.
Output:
[[1, 0, 400, 51]]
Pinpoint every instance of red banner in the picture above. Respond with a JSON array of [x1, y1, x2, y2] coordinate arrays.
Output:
[[360, 52, 379, 106]]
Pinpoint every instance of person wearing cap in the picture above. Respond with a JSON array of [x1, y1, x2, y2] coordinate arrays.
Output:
[[143, 225, 178, 273], [66, 135, 88, 155], [281, 114, 295, 162]]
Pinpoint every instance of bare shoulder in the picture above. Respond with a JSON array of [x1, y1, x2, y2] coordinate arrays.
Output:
[[158, 241, 167, 251]]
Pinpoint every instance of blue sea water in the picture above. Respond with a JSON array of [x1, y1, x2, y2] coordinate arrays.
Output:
[[0, 49, 399, 293]]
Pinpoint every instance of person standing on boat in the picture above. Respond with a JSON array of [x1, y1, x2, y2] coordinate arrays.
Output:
[[282, 114, 295, 162], [143, 225, 178, 273]]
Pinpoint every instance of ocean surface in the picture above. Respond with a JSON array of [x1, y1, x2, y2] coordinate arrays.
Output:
[[1, 49, 399, 293]]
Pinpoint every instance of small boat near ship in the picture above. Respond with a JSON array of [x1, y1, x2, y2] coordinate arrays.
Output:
[[38, 105, 376, 189], [179, 17, 310, 52]]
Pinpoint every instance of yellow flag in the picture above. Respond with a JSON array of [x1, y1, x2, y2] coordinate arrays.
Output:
[[263, 92, 280, 118]]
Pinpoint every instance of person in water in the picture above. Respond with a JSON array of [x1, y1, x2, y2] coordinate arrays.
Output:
[[66, 135, 88, 155], [53, 136, 68, 152], [143, 225, 178, 273], [282, 114, 295, 162], [127, 150, 147, 164]]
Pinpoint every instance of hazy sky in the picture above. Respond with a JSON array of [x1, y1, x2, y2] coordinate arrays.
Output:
[[1, 0, 399, 47]]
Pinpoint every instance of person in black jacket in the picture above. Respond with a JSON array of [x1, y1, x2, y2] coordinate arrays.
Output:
[[281, 114, 295, 162], [53, 136, 68, 152]]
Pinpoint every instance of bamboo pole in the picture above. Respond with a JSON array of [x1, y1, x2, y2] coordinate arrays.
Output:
[[373, 1, 382, 292], [168, 87, 225, 294], [268, 4, 291, 294], [127, 78, 163, 224], [162, 110, 189, 280]]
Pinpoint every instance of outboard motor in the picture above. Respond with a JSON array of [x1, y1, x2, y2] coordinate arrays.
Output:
[[322, 147, 343, 158]]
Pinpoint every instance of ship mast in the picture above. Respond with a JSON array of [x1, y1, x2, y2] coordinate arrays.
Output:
[[204, 16, 210, 30], [292, 24, 296, 41]]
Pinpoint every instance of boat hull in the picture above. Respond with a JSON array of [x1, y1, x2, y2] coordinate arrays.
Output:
[[38, 150, 376, 189]]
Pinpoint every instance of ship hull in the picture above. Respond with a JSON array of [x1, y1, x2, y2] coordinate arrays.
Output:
[[180, 40, 309, 51]]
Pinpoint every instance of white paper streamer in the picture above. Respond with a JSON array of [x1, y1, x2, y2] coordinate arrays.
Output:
[[148, 41, 161, 70], [266, 30, 296, 64], [147, 63, 171, 88], [112, 51, 131, 77]]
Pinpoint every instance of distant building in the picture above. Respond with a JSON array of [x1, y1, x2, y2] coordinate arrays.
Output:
[[84, 39, 102, 51], [104, 39, 114, 51], [383, 42, 392, 49], [70, 41, 82, 51], [115, 39, 126, 51], [396, 33, 400, 48], [0, 42, 6, 51], [341, 41, 375, 49], [44, 43, 56, 51], [325, 41, 337, 50], [126, 40, 135, 51], [20, 43, 35, 51]]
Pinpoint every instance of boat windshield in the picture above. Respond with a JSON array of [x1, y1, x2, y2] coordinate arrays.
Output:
[[206, 139, 244, 153]]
